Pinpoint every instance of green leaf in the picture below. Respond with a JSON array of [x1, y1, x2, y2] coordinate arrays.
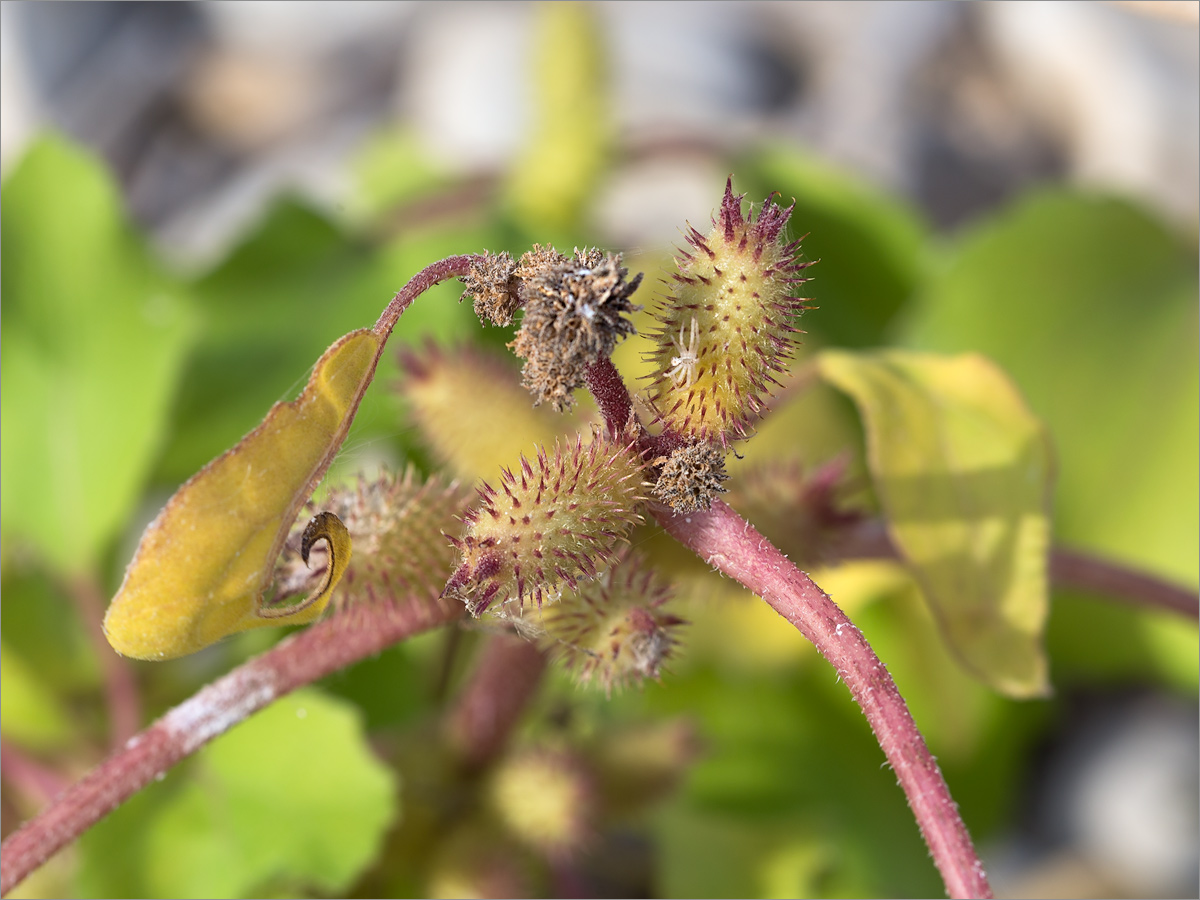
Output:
[[0, 642, 76, 750], [896, 190, 1198, 588], [79, 689, 396, 898], [1, 135, 193, 574], [818, 349, 1053, 697]]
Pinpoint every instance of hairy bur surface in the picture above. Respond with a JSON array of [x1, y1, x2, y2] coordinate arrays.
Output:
[[650, 178, 814, 445], [275, 469, 470, 611], [443, 432, 648, 615], [535, 552, 685, 695]]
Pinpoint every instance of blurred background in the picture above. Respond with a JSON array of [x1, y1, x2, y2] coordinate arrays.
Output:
[[2, 2, 1197, 898]]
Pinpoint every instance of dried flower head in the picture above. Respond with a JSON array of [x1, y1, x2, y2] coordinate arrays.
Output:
[[649, 178, 815, 445], [509, 246, 642, 411], [460, 251, 520, 326], [443, 431, 648, 615], [651, 440, 729, 513], [274, 468, 470, 613], [536, 552, 685, 695]]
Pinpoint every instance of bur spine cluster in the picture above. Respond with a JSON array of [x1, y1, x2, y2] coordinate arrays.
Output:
[[649, 177, 814, 445], [443, 431, 647, 615]]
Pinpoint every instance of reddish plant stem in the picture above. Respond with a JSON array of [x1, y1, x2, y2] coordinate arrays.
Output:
[[836, 520, 1199, 620], [586, 355, 990, 897], [375, 254, 479, 339], [655, 499, 992, 899], [445, 633, 549, 770], [0, 597, 461, 897], [66, 574, 142, 750], [1050, 547, 1198, 619], [0, 741, 71, 812], [584, 356, 633, 440]]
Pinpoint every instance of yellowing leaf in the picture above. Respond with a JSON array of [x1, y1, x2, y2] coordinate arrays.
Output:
[[103, 330, 380, 660], [817, 349, 1053, 697]]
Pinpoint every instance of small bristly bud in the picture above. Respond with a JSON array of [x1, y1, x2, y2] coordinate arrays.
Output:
[[651, 440, 729, 513], [460, 251, 520, 326], [509, 246, 642, 411], [443, 430, 648, 616], [649, 177, 815, 445], [536, 552, 685, 695], [487, 747, 597, 861], [274, 468, 470, 613]]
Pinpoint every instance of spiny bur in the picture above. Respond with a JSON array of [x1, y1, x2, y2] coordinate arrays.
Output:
[[535, 552, 685, 695], [443, 431, 648, 616], [274, 468, 469, 613], [649, 177, 815, 445]]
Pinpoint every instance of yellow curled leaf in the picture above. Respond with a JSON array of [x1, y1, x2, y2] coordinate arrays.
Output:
[[817, 349, 1053, 698], [104, 329, 382, 660]]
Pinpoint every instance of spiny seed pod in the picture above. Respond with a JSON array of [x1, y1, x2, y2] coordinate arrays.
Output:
[[509, 246, 642, 412], [487, 747, 596, 861], [274, 468, 470, 612], [397, 340, 575, 482], [648, 178, 815, 445], [443, 432, 648, 616], [535, 552, 685, 695]]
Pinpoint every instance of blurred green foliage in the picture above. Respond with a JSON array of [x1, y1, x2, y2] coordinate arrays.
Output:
[[1, 4, 1196, 895]]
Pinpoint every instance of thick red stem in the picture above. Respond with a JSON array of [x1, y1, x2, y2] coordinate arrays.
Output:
[[654, 499, 993, 900], [0, 598, 461, 896], [445, 633, 549, 769]]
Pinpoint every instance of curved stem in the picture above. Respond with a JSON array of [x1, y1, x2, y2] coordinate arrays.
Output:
[[655, 499, 992, 900], [374, 254, 478, 339], [0, 597, 461, 897]]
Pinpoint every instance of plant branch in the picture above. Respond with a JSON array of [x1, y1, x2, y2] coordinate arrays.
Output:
[[66, 573, 142, 750], [374, 254, 479, 339], [836, 520, 1199, 620], [1049, 546, 1198, 619], [445, 632, 549, 770], [654, 499, 992, 900], [0, 597, 462, 897]]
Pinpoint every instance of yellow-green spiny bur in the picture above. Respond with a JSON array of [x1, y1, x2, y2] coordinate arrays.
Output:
[[397, 342, 576, 482], [103, 329, 381, 660], [275, 469, 472, 612], [649, 178, 814, 444], [536, 552, 684, 695], [443, 432, 647, 616]]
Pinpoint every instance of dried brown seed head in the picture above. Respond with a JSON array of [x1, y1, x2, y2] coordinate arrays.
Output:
[[460, 251, 520, 326], [651, 441, 729, 513], [509, 247, 642, 411]]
